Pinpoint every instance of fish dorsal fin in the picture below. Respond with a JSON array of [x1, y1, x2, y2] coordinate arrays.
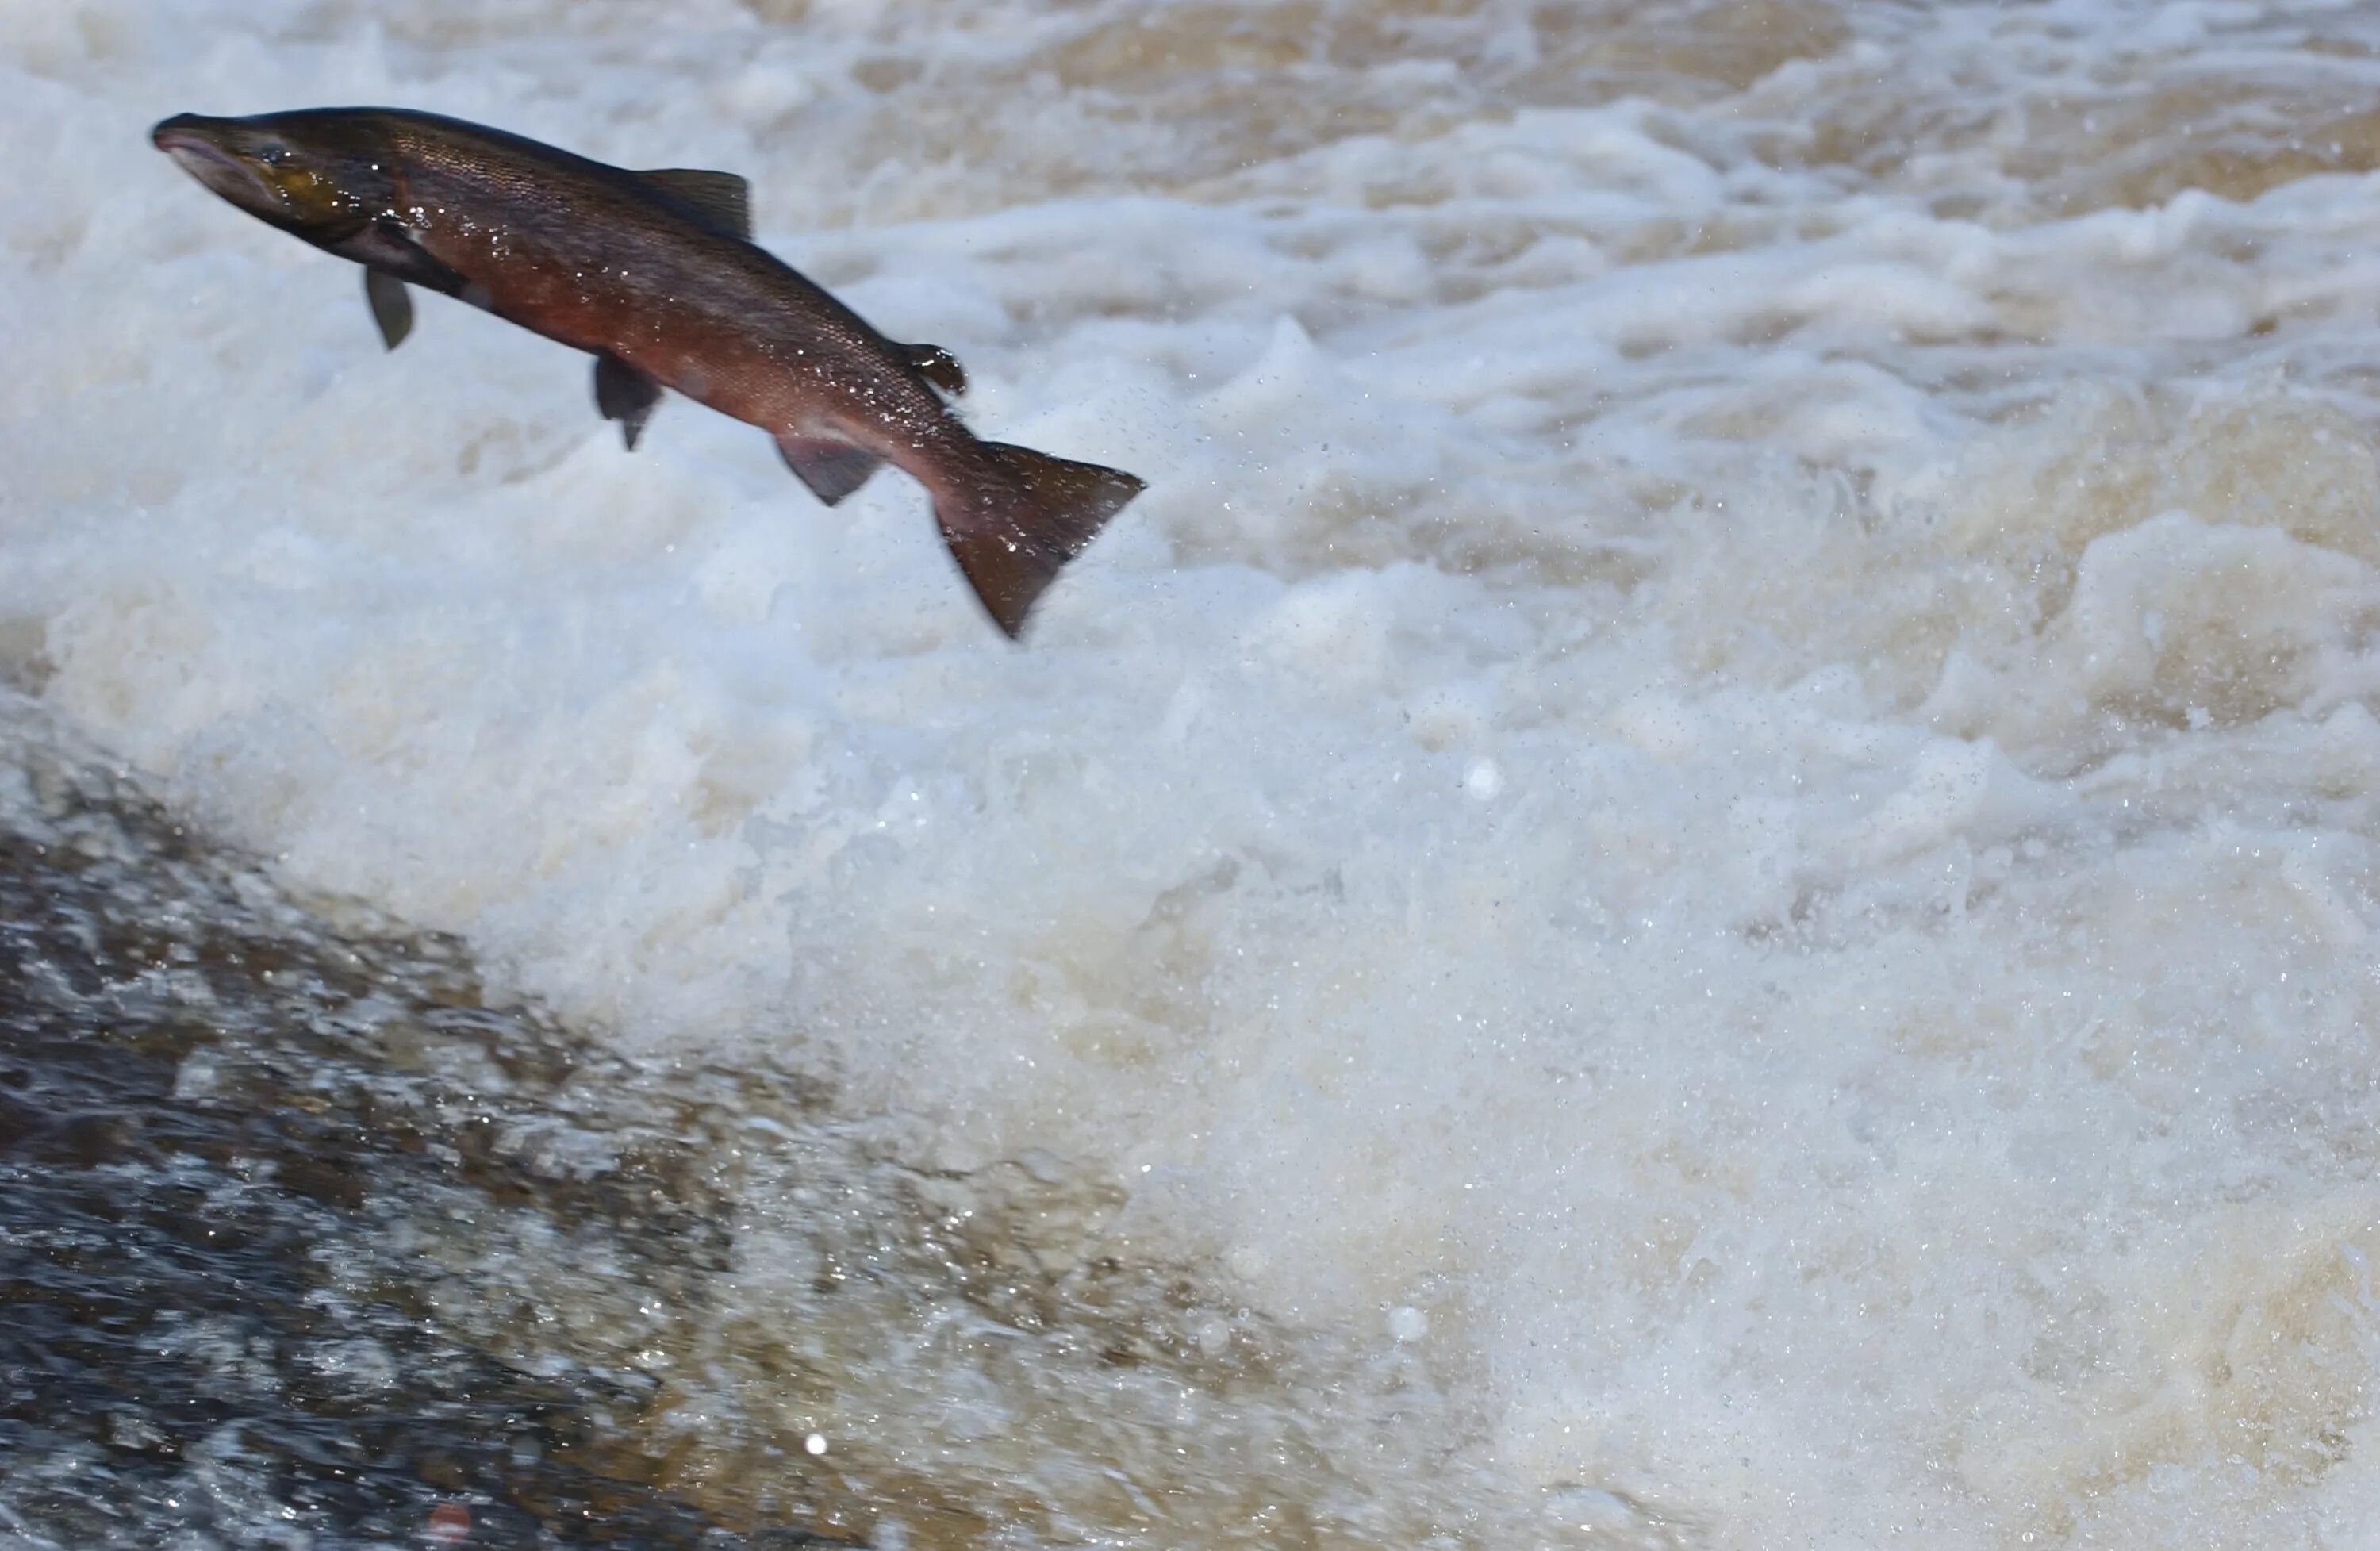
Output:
[[639, 168, 752, 238], [903, 343, 968, 397]]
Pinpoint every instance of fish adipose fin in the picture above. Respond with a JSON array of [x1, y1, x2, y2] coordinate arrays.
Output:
[[594, 354, 663, 450], [363, 269, 412, 351], [939, 443, 1145, 639], [776, 436, 884, 505], [903, 344, 967, 397], [638, 169, 752, 239]]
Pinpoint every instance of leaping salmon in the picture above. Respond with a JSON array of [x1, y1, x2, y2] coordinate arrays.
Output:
[[152, 107, 1145, 638]]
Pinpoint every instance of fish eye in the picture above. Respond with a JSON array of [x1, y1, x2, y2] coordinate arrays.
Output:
[[259, 142, 291, 167]]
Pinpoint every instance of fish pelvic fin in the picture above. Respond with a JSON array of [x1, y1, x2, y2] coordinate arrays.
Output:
[[940, 443, 1145, 639], [595, 354, 663, 450], [902, 344, 967, 397]]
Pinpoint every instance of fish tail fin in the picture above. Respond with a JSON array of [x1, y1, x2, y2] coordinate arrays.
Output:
[[939, 443, 1146, 639]]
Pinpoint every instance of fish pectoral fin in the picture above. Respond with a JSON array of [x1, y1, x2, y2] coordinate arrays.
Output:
[[363, 269, 413, 351], [593, 354, 663, 451], [332, 219, 467, 296], [775, 436, 883, 506], [639, 169, 752, 239], [902, 343, 968, 397]]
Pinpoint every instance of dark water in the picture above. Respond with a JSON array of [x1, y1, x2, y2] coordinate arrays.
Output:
[[0, 698, 1463, 1551], [0, 708, 849, 1549]]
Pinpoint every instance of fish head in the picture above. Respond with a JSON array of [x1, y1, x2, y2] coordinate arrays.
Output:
[[152, 111, 396, 238]]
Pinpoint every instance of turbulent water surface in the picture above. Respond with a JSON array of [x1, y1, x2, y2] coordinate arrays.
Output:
[[10, 1, 2380, 1546]]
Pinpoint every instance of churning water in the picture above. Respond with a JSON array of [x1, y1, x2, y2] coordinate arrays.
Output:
[[10, 1, 2380, 1545]]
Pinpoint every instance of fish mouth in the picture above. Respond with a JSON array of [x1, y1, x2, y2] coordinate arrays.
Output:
[[152, 115, 278, 208]]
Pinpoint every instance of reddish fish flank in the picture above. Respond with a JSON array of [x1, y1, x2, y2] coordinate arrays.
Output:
[[152, 106, 1142, 637]]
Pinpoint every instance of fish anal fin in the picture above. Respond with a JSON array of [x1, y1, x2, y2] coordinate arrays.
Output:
[[364, 268, 413, 351], [903, 343, 967, 397], [939, 443, 1145, 639], [595, 354, 663, 451], [639, 169, 752, 239], [777, 436, 883, 505]]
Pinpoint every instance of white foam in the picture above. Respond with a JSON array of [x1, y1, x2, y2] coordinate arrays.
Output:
[[14, 0, 2380, 1544]]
